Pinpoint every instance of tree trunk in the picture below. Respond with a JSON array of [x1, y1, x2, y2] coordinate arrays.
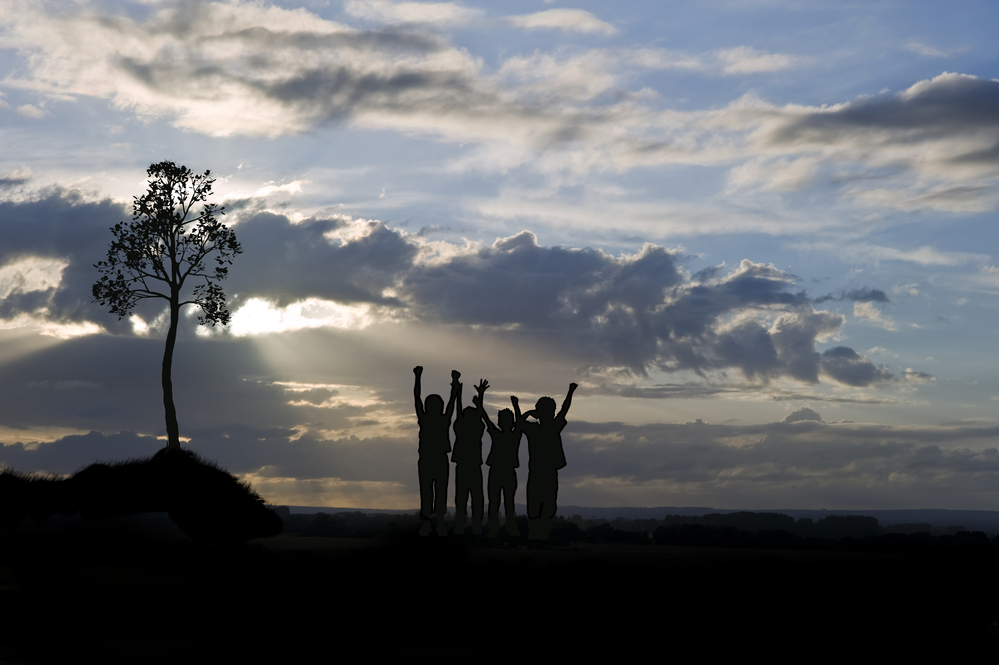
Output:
[[162, 298, 181, 450]]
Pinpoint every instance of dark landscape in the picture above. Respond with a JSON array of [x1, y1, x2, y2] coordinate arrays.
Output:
[[2, 503, 999, 660]]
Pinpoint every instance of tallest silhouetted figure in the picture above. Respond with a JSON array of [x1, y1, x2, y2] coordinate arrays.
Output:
[[414, 367, 459, 536], [520, 383, 578, 540]]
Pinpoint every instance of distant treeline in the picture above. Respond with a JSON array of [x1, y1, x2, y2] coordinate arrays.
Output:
[[281, 509, 999, 554]]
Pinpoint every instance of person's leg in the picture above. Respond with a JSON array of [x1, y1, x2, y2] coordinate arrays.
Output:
[[434, 458, 449, 536], [418, 458, 433, 535], [526, 472, 541, 540], [539, 469, 557, 540], [454, 466, 468, 534], [471, 466, 483, 534], [487, 468, 501, 536], [505, 470, 519, 536]]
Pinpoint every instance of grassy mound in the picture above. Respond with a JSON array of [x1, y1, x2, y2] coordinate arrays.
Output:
[[0, 448, 282, 544]]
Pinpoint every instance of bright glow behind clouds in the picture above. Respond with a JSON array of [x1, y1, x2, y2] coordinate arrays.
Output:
[[224, 298, 378, 337]]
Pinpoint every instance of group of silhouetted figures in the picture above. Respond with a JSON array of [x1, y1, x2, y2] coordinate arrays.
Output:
[[414, 367, 577, 540]]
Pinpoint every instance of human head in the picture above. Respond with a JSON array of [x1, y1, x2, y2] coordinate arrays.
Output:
[[425, 394, 444, 415], [535, 397, 556, 422], [497, 408, 514, 431]]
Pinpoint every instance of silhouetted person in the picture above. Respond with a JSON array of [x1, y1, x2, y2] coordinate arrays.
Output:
[[415, 366, 460, 536], [451, 379, 486, 535], [474, 384, 525, 537], [520, 383, 578, 540]]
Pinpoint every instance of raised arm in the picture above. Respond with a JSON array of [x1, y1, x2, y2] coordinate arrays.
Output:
[[556, 383, 578, 421], [413, 366, 424, 420], [474, 380, 496, 430], [444, 370, 460, 421], [510, 396, 524, 431]]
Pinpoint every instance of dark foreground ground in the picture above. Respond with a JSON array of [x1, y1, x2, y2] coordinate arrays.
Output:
[[1, 514, 998, 661]]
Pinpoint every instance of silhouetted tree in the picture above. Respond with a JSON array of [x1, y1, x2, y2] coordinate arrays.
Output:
[[92, 161, 241, 450]]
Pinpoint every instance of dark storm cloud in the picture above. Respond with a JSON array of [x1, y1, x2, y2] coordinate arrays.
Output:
[[813, 287, 890, 304], [226, 212, 416, 307], [403, 234, 857, 382], [767, 73, 999, 173], [0, 190, 134, 334], [820, 347, 894, 387], [0, 190, 910, 388], [557, 416, 999, 507]]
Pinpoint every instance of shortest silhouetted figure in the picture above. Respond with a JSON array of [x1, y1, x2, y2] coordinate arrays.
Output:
[[520, 383, 578, 540], [474, 383, 525, 537], [415, 366, 460, 536], [451, 379, 486, 535]]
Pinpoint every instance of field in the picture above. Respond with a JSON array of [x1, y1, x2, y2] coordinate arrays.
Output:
[[1, 512, 997, 661]]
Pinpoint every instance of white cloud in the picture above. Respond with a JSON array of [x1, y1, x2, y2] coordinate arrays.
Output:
[[344, 0, 481, 26], [905, 41, 956, 58], [715, 46, 800, 74], [792, 242, 988, 267], [3, 3, 997, 216], [506, 9, 617, 35], [0, 256, 67, 299], [853, 301, 896, 331], [15, 104, 47, 119]]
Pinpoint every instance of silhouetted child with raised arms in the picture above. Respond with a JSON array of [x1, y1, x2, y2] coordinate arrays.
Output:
[[451, 379, 487, 535], [472, 381, 525, 537], [414, 366, 460, 537], [519, 382, 578, 540]]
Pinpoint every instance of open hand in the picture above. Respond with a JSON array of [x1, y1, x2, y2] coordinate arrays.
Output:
[[475, 379, 489, 395]]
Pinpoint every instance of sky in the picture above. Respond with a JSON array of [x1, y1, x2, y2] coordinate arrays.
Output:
[[2, 0, 999, 511]]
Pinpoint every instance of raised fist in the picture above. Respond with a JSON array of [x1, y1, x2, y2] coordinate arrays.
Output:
[[569, 383, 579, 391], [414, 366, 423, 375], [451, 370, 461, 381]]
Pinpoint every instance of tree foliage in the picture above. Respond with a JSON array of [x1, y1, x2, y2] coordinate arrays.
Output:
[[92, 161, 240, 324]]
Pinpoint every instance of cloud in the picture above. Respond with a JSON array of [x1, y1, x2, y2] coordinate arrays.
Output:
[[7, 413, 999, 510], [905, 42, 956, 58], [14, 104, 47, 119], [0, 167, 31, 190], [715, 46, 800, 74], [851, 301, 897, 331], [813, 287, 891, 304], [506, 9, 617, 35], [344, 1, 482, 26], [0, 190, 923, 390], [758, 72, 999, 206], [791, 241, 989, 268], [403, 234, 871, 385], [820, 346, 895, 386], [560, 419, 999, 509], [781, 407, 823, 423], [0, 1, 807, 184]]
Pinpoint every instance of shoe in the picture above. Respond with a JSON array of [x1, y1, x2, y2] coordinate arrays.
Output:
[[419, 521, 431, 537], [436, 521, 448, 536]]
